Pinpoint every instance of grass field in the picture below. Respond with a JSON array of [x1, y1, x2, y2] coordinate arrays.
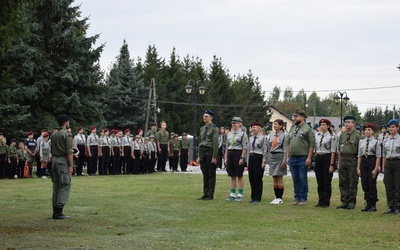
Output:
[[1, 172, 399, 249]]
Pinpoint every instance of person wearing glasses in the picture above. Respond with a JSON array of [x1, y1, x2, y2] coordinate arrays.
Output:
[[286, 110, 315, 206]]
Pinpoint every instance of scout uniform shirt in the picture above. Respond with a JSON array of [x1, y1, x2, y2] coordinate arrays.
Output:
[[51, 128, 74, 156], [156, 130, 169, 145], [170, 140, 180, 151], [199, 122, 219, 158], [266, 130, 288, 163], [149, 140, 157, 153], [74, 133, 86, 146], [338, 130, 362, 155], [248, 132, 266, 159], [287, 122, 316, 156], [358, 136, 380, 158], [180, 139, 190, 150], [100, 136, 111, 148], [315, 131, 337, 155], [8, 145, 18, 159], [17, 148, 26, 161], [147, 130, 158, 143], [87, 133, 99, 146], [121, 134, 131, 147], [382, 134, 400, 159], [131, 140, 142, 151], [0, 139, 7, 155], [111, 136, 122, 148], [226, 130, 248, 151]]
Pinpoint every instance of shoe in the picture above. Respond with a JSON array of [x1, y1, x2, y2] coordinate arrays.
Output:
[[249, 199, 256, 203], [314, 204, 322, 207], [197, 195, 207, 200], [394, 208, 400, 215], [203, 196, 213, 200], [41, 176, 47, 179], [235, 196, 243, 202], [291, 200, 300, 205], [52, 207, 70, 219], [253, 200, 261, 203], [383, 208, 394, 214], [368, 206, 377, 212], [361, 205, 370, 212], [271, 198, 283, 205], [298, 200, 307, 206], [225, 196, 235, 201], [336, 203, 348, 209], [270, 198, 278, 204], [347, 203, 356, 210]]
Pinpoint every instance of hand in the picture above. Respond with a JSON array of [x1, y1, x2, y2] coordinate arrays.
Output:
[[40, 157, 43, 162], [211, 157, 217, 165], [158, 148, 162, 152], [68, 166, 73, 177], [224, 158, 228, 166], [88, 152, 92, 157], [196, 157, 200, 164], [356, 168, 361, 177], [261, 162, 266, 169], [329, 165, 334, 174], [281, 163, 287, 170], [305, 157, 311, 166], [337, 164, 340, 170], [239, 158, 244, 166], [372, 169, 378, 179]]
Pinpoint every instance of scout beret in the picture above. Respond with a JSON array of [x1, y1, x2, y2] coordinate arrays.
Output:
[[330, 124, 335, 128], [294, 110, 308, 118], [380, 125, 386, 129], [144, 137, 149, 141], [90, 126, 96, 131], [319, 119, 331, 126], [231, 117, 243, 123], [363, 123, 376, 130], [251, 122, 262, 127], [57, 114, 70, 123], [173, 134, 178, 137], [150, 123, 156, 127], [26, 131, 34, 136], [355, 126, 361, 131], [124, 128, 130, 133], [343, 115, 356, 121], [149, 135, 155, 138], [43, 132, 49, 137], [10, 138, 17, 143], [338, 123, 344, 128], [313, 124, 320, 129], [204, 110, 214, 117], [182, 133, 188, 136], [387, 119, 399, 127], [40, 129, 47, 133], [77, 126, 83, 131], [307, 122, 311, 125], [103, 128, 109, 132], [170, 132, 175, 136], [137, 129, 143, 134]]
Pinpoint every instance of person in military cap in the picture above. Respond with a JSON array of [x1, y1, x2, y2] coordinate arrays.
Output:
[[180, 133, 190, 172], [121, 129, 132, 174], [99, 128, 112, 175], [7, 138, 18, 179], [110, 130, 123, 175], [131, 134, 142, 174], [74, 127, 86, 176], [197, 110, 219, 200], [286, 110, 315, 206], [337, 115, 362, 210], [168, 132, 175, 171], [39, 132, 51, 178], [50, 114, 74, 219], [86, 126, 99, 175], [24, 131, 37, 178], [356, 123, 380, 212], [314, 119, 337, 208], [156, 121, 170, 172], [170, 134, 180, 172], [380, 119, 400, 214], [224, 117, 248, 202]]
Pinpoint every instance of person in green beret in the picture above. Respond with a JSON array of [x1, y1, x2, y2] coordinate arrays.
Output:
[[337, 115, 362, 210]]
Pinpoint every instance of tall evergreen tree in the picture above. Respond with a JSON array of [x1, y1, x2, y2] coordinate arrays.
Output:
[[103, 40, 147, 130]]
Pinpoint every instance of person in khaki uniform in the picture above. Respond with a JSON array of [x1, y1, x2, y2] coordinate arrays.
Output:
[[197, 110, 219, 200], [50, 114, 74, 219], [337, 115, 362, 210], [156, 121, 169, 172], [180, 133, 190, 172]]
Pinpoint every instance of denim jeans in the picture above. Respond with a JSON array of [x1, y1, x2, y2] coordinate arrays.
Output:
[[289, 156, 308, 201]]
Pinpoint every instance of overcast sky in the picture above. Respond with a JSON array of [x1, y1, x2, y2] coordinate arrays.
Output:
[[77, 0, 400, 114]]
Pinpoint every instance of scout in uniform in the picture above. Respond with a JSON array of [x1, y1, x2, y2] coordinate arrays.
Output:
[[39, 132, 51, 178], [98, 128, 111, 175], [314, 119, 337, 208], [168, 132, 175, 171], [170, 134, 180, 171], [156, 121, 170, 172], [337, 115, 362, 210], [121, 129, 131, 174], [8, 139, 18, 179], [0, 133, 7, 179], [380, 119, 400, 214], [131, 135, 142, 174], [141, 137, 150, 173], [50, 114, 74, 219], [225, 117, 248, 202], [74, 127, 86, 176], [149, 135, 157, 173], [247, 122, 266, 203], [197, 110, 219, 200], [377, 125, 386, 172], [266, 119, 288, 204], [111, 130, 123, 175], [286, 110, 315, 206], [17, 142, 26, 178], [356, 123, 380, 212], [86, 126, 99, 175], [180, 133, 190, 172], [24, 131, 37, 178]]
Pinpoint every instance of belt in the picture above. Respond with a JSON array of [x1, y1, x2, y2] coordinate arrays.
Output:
[[386, 158, 400, 161], [316, 153, 329, 156], [249, 153, 263, 156], [228, 149, 242, 152], [270, 151, 283, 154], [362, 155, 376, 158]]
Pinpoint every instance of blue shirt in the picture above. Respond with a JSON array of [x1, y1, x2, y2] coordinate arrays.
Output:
[[25, 139, 37, 152]]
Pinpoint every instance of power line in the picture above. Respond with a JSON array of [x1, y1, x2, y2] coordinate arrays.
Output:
[[264, 85, 400, 93]]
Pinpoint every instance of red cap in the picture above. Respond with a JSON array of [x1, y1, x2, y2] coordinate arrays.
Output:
[[124, 128, 130, 133], [40, 129, 47, 133], [77, 126, 83, 131], [363, 123, 376, 130], [319, 119, 331, 126], [27, 131, 34, 136], [251, 122, 262, 127], [90, 126, 96, 131], [103, 128, 109, 132], [137, 129, 143, 134], [43, 132, 49, 137]]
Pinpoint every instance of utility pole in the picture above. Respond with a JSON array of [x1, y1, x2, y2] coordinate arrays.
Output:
[[152, 78, 158, 130], [393, 105, 396, 120], [144, 78, 158, 135], [144, 80, 153, 136]]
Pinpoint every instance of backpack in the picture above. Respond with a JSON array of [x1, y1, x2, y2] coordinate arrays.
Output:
[[23, 164, 29, 178]]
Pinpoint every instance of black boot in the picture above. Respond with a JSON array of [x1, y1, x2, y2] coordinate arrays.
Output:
[[368, 200, 377, 212], [361, 201, 370, 212], [54, 207, 70, 219], [52, 206, 58, 219]]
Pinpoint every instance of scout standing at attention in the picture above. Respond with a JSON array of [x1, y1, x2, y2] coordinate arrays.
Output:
[[314, 119, 336, 208], [74, 127, 86, 176], [225, 117, 248, 202], [170, 134, 180, 172], [39, 132, 51, 178], [337, 115, 362, 210], [86, 126, 99, 175], [180, 133, 190, 172], [381, 119, 400, 214], [197, 110, 219, 200], [50, 114, 74, 220], [156, 121, 169, 172], [356, 123, 380, 212]]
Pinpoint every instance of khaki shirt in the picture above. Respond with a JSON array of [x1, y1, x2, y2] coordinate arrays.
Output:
[[170, 140, 180, 151], [199, 122, 219, 158], [383, 134, 400, 159], [156, 130, 169, 145], [147, 130, 158, 143], [50, 128, 73, 156], [87, 133, 99, 146], [226, 130, 248, 150], [358, 136, 380, 158], [338, 130, 361, 155], [266, 130, 287, 163], [315, 131, 337, 155], [248, 133, 266, 155], [287, 123, 315, 156], [8, 145, 18, 158], [180, 139, 190, 149], [17, 148, 26, 160], [0, 140, 7, 154]]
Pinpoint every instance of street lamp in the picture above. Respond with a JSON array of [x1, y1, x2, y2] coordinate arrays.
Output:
[[185, 80, 206, 160], [333, 91, 350, 124]]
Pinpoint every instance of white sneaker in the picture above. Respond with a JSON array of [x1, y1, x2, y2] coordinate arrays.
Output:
[[270, 198, 278, 204], [271, 198, 283, 205], [41, 176, 47, 179]]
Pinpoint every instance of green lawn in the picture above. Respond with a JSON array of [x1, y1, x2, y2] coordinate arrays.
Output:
[[1, 173, 399, 249]]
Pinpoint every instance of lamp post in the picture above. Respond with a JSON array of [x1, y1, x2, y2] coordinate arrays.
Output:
[[185, 80, 206, 160], [333, 91, 350, 124]]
